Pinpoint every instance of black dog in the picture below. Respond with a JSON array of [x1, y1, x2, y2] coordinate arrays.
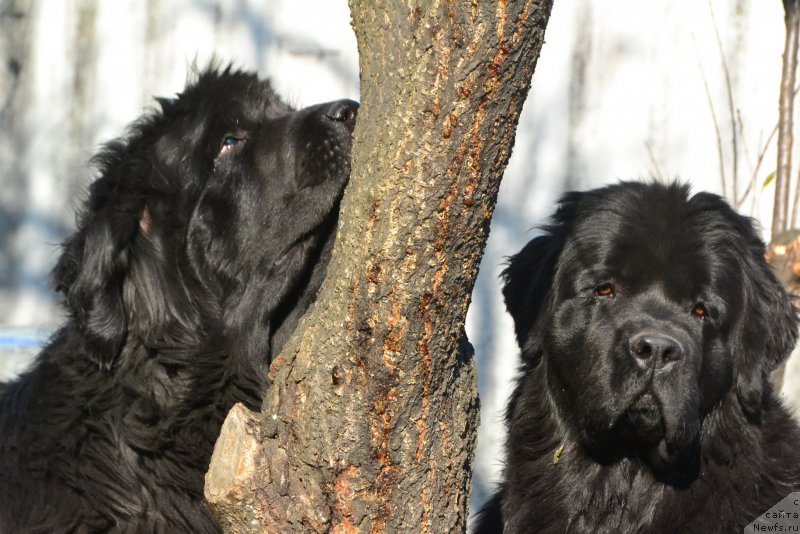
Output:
[[0, 67, 357, 533], [475, 182, 800, 533]]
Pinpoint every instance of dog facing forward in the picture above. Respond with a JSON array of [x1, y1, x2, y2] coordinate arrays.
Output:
[[476, 182, 800, 533]]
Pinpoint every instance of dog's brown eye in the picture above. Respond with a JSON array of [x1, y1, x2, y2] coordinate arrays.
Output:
[[692, 303, 706, 320], [595, 283, 615, 298]]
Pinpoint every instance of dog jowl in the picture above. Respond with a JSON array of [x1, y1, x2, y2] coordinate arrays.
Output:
[[0, 67, 357, 534], [475, 181, 800, 534]]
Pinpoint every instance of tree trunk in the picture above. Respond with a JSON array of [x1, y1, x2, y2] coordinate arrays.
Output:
[[771, 0, 800, 393], [205, 1, 553, 532], [774, 0, 800, 235]]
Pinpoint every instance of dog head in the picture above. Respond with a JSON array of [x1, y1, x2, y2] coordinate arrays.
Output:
[[53, 66, 357, 370], [503, 181, 797, 474]]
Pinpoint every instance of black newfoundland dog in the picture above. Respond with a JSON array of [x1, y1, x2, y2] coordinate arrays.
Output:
[[0, 67, 357, 533], [475, 182, 800, 533]]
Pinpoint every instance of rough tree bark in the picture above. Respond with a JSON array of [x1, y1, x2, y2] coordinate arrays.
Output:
[[205, 1, 553, 532]]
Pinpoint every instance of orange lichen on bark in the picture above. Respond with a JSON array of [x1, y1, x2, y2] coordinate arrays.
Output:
[[330, 465, 361, 534], [268, 355, 287, 381], [369, 383, 399, 531]]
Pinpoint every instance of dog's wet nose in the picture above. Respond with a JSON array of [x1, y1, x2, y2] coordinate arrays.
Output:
[[324, 99, 359, 131], [629, 332, 684, 369]]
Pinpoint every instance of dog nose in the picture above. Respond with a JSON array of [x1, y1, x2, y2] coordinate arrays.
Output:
[[629, 332, 684, 369], [324, 99, 359, 131]]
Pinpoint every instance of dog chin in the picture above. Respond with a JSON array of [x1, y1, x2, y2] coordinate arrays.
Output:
[[611, 391, 698, 469], [625, 392, 664, 444], [624, 395, 703, 482]]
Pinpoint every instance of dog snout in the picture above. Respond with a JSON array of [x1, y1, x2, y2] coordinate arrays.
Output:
[[629, 332, 684, 369], [323, 99, 359, 131]]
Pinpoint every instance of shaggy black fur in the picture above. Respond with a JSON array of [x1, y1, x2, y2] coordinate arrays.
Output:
[[0, 67, 357, 533], [474, 182, 800, 533]]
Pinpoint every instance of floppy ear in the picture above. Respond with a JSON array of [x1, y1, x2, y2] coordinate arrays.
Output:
[[502, 192, 580, 353], [53, 181, 143, 371], [717, 208, 800, 420], [502, 234, 561, 349], [733, 252, 798, 420]]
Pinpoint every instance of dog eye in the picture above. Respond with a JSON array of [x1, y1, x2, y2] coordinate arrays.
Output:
[[219, 135, 244, 155], [692, 303, 707, 320], [594, 283, 615, 298]]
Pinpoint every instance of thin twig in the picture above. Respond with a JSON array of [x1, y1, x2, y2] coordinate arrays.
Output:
[[734, 109, 754, 210], [738, 121, 779, 208], [693, 35, 727, 199], [709, 1, 739, 205], [644, 140, 664, 180], [736, 85, 800, 207]]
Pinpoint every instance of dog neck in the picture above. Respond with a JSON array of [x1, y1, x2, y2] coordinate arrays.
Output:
[[500, 360, 800, 533]]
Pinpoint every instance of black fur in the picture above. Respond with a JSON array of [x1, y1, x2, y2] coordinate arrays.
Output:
[[475, 182, 800, 533], [0, 67, 357, 533]]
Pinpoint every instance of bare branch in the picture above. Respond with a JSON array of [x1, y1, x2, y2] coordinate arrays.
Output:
[[693, 36, 727, 198], [709, 1, 739, 204], [773, 0, 800, 236], [737, 120, 779, 208], [644, 140, 664, 180]]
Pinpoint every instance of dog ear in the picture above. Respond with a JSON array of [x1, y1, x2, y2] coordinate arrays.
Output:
[[710, 204, 800, 420], [502, 234, 560, 349], [734, 252, 798, 420], [52, 178, 143, 371], [502, 193, 580, 352]]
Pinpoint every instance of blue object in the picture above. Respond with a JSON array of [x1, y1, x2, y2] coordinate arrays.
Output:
[[0, 326, 48, 381], [0, 335, 42, 348]]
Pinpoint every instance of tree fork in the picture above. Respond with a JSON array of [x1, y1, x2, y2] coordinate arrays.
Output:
[[205, 1, 553, 532]]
